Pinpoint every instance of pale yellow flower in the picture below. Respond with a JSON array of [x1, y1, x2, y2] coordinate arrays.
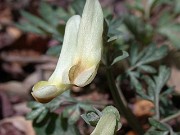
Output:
[[31, 0, 103, 103]]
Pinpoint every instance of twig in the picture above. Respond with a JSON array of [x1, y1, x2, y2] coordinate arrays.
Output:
[[161, 111, 180, 123], [154, 93, 160, 120], [106, 67, 145, 135]]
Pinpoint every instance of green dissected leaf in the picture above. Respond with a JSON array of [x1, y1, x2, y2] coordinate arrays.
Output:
[[108, 17, 123, 37], [160, 96, 175, 116], [34, 113, 80, 135], [36, 109, 49, 123], [39, 2, 71, 22], [45, 97, 63, 112], [158, 24, 180, 49], [63, 105, 80, 124], [15, 23, 45, 35], [146, 0, 158, 10], [17, 4, 67, 41], [68, 105, 81, 124], [128, 66, 170, 101], [149, 118, 169, 131], [45, 91, 74, 112], [174, 132, 180, 135], [157, 12, 174, 26], [141, 0, 159, 19], [26, 107, 45, 120], [56, 23, 66, 36], [161, 87, 174, 96], [174, 0, 180, 14], [81, 111, 100, 127], [142, 75, 156, 101], [139, 45, 168, 65], [55, 7, 72, 22], [154, 66, 170, 94], [123, 15, 153, 44], [27, 101, 43, 109], [46, 45, 62, 57], [138, 65, 156, 73], [111, 51, 129, 66], [126, 0, 144, 14], [27, 91, 75, 122], [147, 131, 169, 135], [107, 35, 119, 43], [128, 71, 150, 99], [39, 2, 59, 26], [155, 0, 173, 6], [159, 87, 175, 116], [79, 103, 93, 111], [129, 44, 168, 69], [20, 11, 57, 34], [103, 8, 113, 18], [129, 44, 139, 66], [128, 44, 167, 97], [71, 0, 86, 15], [81, 107, 102, 127]]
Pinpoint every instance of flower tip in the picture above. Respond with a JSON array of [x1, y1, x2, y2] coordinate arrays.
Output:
[[68, 65, 97, 87], [31, 81, 59, 103], [31, 92, 54, 103]]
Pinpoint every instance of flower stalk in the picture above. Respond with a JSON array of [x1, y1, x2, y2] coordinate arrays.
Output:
[[105, 47, 145, 135]]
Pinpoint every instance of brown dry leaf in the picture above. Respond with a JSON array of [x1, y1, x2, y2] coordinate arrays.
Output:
[[35, 63, 55, 80], [0, 8, 12, 25], [0, 71, 40, 99], [2, 62, 24, 76], [167, 66, 180, 93], [13, 102, 31, 115], [0, 52, 56, 64], [7, 27, 22, 40], [77, 91, 108, 101], [0, 116, 35, 135], [76, 90, 112, 108], [133, 100, 154, 117], [126, 131, 138, 135], [0, 62, 55, 100], [0, 92, 14, 118]]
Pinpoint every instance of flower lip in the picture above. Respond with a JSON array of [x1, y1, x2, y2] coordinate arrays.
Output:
[[32, 81, 71, 103], [68, 64, 97, 87], [32, 84, 59, 103]]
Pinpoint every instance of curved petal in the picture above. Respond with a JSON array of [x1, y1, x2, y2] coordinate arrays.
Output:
[[68, 0, 103, 86], [49, 15, 81, 83], [71, 65, 97, 87], [31, 81, 70, 103], [75, 0, 103, 65]]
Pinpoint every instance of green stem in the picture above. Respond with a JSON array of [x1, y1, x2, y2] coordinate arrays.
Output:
[[154, 93, 160, 120], [146, 111, 180, 134], [106, 67, 145, 135], [161, 111, 180, 123]]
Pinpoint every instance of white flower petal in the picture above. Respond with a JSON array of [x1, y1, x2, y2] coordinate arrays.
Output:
[[76, 0, 103, 65], [49, 15, 81, 83], [32, 85, 58, 102], [72, 65, 97, 87], [32, 81, 70, 103]]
